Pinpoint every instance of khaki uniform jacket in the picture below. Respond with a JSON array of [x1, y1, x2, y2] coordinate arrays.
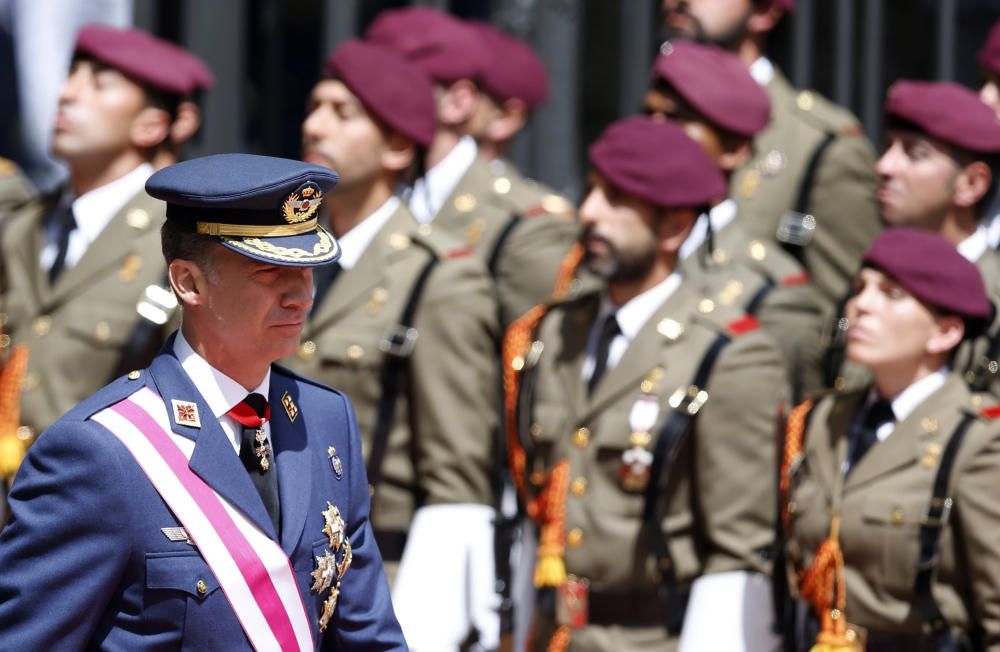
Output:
[[520, 277, 789, 650], [0, 158, 36, 220], [430, 155, 579, 327], [786, 376, 1000, 646], [0, 190, 170, 440], [731, 69, 882, 307], [684, 217, 827, 398], [281, 204, 498, 532], [961, 250, 1000, 396]]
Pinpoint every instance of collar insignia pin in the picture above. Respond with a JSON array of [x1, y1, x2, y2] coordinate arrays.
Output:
[[281, 391, 299, 423], [171, 400, 201, 428]]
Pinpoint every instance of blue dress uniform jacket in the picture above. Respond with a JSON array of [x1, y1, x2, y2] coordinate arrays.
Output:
[[0, 342, 407, 651]]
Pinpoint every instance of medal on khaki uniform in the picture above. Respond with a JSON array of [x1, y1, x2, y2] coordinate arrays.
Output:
[[620, 368, 665, 492]]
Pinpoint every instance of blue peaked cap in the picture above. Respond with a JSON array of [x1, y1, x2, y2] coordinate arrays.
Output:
[[146, 153, 341, 267]]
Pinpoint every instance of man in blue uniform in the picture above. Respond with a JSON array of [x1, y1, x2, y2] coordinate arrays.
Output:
[[0, 154, 406, 650]]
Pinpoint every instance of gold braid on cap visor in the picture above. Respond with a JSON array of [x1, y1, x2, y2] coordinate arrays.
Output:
[[195, 218, 318, 237]]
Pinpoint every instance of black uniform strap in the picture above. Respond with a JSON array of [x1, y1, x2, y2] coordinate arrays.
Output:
[[641, 282, 775, 630], [108, 274, 172, 382], [966, 327, 1000, 392], [640, 329, 731, 631], [779, 132, 836, 265], [821, 292, 852, 389], [487, 213, 521, 279], [912, 412, 976, 643], [365, 253, 440, 487]]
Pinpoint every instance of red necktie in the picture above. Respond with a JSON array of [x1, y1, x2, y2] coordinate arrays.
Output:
[[227, 393, 280, 534]]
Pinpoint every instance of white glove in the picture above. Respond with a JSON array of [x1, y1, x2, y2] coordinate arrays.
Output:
[[392, 504, 499, 651], [677, 570, 781, 652]]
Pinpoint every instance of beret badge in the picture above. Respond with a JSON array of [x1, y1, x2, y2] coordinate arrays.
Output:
[[283, 182, 323, 224]]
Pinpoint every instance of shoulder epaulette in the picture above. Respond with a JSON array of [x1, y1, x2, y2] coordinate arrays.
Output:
[[445, 246, 474, 260], [980, 404, 1000, 420], [781, 271, 810, 287], [725, 314, 760, 336]]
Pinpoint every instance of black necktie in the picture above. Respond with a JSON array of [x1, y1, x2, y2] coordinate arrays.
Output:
[[228, 393, 281, 534], [847, 397, 894, 472], [310, 261, 343, 316], [48, 203, 77, 284], [588, 313, 621, 395]]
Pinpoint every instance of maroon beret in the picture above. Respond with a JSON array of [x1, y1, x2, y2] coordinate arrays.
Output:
[[885, 80, 1000, 154], [75, 23, 214, 96], [979, 19, 1000, 76], [652, 40, 770, 137], [862, 228, 992, 324], [365, 7, 489, 85], [322, 39, 435, 149], [466, 21, 548, 109], [588, 116, 727, 208]]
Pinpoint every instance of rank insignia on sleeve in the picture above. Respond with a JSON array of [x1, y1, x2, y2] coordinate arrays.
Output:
[[281, 391, 298, 423], [171, 400, 201, 428], [327, 446, 344, 480]]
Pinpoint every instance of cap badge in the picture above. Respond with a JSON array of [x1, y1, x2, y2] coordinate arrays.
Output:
[[282, 182, 323, 224]]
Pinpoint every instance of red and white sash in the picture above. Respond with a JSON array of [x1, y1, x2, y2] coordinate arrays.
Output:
[[91, 387, 314, 652]]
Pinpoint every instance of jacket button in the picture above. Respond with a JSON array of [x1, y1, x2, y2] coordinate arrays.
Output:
[[573, 427, 590, 448], [566, 528, 583, 548], [196, 579, 208, 596]]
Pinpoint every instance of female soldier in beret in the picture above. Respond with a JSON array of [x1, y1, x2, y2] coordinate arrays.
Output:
[[780, 227, 1000, 651]]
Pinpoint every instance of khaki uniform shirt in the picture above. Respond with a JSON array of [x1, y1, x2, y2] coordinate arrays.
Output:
[[282, 204, 498, 533], [0, 190, 171, 441], [428, 155, 579, 327], [731, 69, 882, 308], [786, 376, 1000, 646], [519, 276, 789, 650]]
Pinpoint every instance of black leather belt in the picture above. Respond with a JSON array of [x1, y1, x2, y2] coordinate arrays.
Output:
[[373, 529, 407, 562], [864, 630, 973, 652], [536, 584, 672, 629]]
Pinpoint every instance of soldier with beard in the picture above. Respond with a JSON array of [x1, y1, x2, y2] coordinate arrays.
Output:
[[660, 0, 881, 310], [505, 116, 788, 651]]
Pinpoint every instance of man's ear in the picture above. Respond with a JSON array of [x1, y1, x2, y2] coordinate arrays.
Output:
[[954, 160, 992, 209], [926, 314, 965, 356], [169, 258, 207, 308], [657, 206, 698, 256], [437, 79, 480, 127], [169, 101, 202, 147], [130, 106, 172, 150], [746, 2, 784, 35], [381, 131, 416, 173], [717, 139, 752, 173], [484, 98, 527, 144]]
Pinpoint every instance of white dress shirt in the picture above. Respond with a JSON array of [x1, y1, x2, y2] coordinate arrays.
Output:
[[335, 196, 400, 269], [582, 271, 683, 382], [40, 162, 153, 271], [748, 56, 776, 86], [679, 198, 738, 260], [173, 331, 271, 454], [957, 226, 990, 264], [407, 135, 477, 224]]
